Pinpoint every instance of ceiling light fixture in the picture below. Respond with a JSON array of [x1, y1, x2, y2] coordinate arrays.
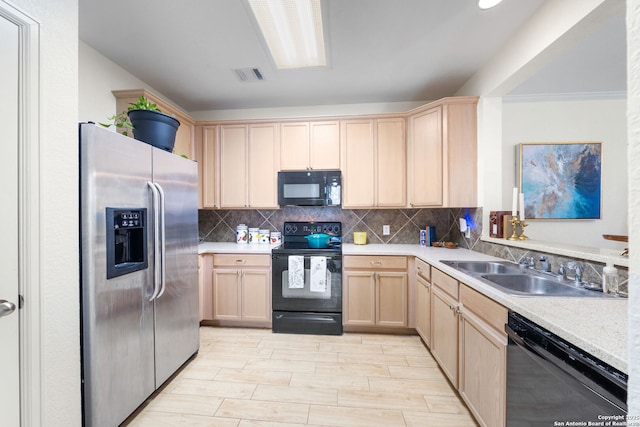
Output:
[[478, 0, 504, 10], [248, 0, 326, 69]]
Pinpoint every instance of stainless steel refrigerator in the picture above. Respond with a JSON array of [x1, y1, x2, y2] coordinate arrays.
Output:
[[79, 123, 199, 427]]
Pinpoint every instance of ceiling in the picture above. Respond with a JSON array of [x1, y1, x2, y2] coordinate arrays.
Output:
[[79, 0, 626, 112]]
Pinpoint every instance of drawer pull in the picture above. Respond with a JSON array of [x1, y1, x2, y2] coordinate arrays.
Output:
[[236, 259, 246, 264], [370, 261, 382, 265]]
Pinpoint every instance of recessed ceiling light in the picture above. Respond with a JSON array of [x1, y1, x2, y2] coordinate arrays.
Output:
[[248, 0, 326, 69], [478, 0, 504, 10]]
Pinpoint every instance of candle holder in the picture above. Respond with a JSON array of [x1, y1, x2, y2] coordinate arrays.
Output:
[[518, 220, 529, 240], [508, 216, 520, 241]]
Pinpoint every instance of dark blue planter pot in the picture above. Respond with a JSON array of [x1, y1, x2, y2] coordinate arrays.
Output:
[[128, 109, 180, 152]]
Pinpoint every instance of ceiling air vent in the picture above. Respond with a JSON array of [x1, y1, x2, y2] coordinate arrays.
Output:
[[233, 67, 265, 82]]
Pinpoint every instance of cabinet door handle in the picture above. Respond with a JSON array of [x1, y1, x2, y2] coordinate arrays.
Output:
[[449, 304, 456, 311], [455, 307, 461, 315]]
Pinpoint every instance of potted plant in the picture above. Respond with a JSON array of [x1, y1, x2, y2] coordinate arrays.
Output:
[[101, 96, 180, 152]]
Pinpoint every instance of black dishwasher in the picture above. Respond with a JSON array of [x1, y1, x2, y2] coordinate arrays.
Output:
[[505, 312, 627, 427]]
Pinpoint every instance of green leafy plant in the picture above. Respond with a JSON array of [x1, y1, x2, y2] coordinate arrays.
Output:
[[128, 96, 161, 113], [99, 96, 162, 137]]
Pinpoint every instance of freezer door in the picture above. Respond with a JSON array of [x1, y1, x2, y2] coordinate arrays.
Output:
[[79, 124, 156, 427], [152, 148, 200, 385]]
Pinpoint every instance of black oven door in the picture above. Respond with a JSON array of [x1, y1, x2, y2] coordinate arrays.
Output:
[[272, 253, 342, 313]]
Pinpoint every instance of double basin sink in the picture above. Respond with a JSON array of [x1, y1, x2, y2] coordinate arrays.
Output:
[[440, 260, 607, 297]]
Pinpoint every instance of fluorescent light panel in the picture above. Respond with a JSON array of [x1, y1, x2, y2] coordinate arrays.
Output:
[[478, 0, 503, 9], [249, 0, 326, 69]]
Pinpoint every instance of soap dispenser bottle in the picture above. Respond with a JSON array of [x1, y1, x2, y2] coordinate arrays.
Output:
[[602, 263, 619, 296]]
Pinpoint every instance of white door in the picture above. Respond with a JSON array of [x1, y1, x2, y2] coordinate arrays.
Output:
[[0, 13, 21, 427]]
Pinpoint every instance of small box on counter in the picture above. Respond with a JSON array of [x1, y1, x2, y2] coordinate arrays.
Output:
[[426, 226, 436, 246], [489, 211, 510, 238]]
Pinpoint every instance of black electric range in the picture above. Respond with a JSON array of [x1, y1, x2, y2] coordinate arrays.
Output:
[[271, 222, 343, 335], [271, 221, 342, 255]]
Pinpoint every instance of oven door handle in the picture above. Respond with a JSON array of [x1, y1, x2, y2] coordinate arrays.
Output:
[[505, 325, 626, 412], [274, 313, 339, 323]]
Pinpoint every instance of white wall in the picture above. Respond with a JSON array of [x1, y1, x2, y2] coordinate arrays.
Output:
[[8, 0, 81, 425], [501, 98, 628, 249], [626, 0, 639, 417], [79, 41, 167, 123]]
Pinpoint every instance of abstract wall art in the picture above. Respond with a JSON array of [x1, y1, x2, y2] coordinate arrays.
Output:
[[517, 142, 602, 220]]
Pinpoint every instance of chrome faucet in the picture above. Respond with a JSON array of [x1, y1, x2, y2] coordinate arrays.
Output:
[[519, 256, 535, 269], [538, 256, 551, 272], [559, 262, 583, 284]]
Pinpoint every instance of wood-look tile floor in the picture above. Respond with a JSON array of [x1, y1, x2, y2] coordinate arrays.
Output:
[[125, 327, 478, 426]]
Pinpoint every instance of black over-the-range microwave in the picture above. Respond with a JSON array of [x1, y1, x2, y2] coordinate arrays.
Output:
[[277, 170, 341, 207]]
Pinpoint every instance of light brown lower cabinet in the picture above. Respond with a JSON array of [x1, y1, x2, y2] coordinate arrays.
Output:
[[459, 306, 507, 427], [343, 256, 408, 328], [430, 283, 459, 386], [198, 254, 214, 321], [458, 283, 508, 427], [209, 254, 271, 325], [414, 258, 431, 346], [428, 265, 508, 427]]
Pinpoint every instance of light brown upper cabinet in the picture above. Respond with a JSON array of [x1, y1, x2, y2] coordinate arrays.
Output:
[[219, 123, 280, 209], [341, 120, 374, 207], [248, 124, 280, 208], [340, 117, 406, 208], [280, 121, 340, 170], [196, 125, 219, 209], [376, 118, 406, 207], [408, 97, 478, 207]]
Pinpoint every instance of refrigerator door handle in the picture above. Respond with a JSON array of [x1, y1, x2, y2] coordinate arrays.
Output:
[[147, 181, 162, 301], [155, 182, 167, 299]]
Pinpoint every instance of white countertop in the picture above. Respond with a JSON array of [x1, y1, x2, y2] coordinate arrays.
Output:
[[199, 242, 276, 254], [199, 242, 628, 373]]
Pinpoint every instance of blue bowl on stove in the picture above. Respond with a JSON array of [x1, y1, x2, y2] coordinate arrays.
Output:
[[305, 233, 331, 248]]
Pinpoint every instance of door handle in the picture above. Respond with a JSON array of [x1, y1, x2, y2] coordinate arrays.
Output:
[[155, 182, 167, 299], [0, 300, 16, 318], [148, 181, 162, 301]]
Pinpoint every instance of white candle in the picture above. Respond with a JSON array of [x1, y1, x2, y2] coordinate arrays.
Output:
[[519, 192, 525, 221], [512, 187, 518, 217]]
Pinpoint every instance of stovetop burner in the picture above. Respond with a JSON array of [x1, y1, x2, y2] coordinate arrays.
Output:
[[272, 221, 342, 254]]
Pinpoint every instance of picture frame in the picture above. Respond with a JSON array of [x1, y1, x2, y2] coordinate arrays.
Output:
[[516, 142, 602, 220]]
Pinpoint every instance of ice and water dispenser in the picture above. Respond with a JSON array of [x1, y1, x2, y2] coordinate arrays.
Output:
[[106, 208, 148, 279]]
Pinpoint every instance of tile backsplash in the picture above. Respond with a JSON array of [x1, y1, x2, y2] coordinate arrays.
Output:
[[199, 207, 461, 245], [199, 205, 628, 295], [449, 207, 629, 295]]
